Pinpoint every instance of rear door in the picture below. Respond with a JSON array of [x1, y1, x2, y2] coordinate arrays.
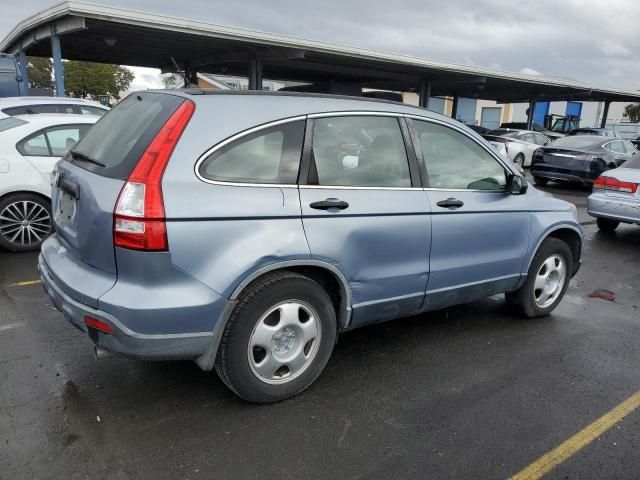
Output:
[[299, 113, 431, 327], [408, 117, 530, 310], [51, 92, 186, 275]]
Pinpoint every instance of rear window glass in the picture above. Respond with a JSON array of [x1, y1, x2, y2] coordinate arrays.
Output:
[[550, 136, 603, 149], [69, 93, 184, 179], [0, 117, 27, 132], [488, 129, 520, 138]]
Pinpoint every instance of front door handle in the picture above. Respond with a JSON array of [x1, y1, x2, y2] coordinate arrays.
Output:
[[309, 199, 349, 210], [436, 197, 464, 209]]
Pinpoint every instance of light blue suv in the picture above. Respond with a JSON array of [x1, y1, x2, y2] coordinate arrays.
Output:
[[39, 91, 583, 402]]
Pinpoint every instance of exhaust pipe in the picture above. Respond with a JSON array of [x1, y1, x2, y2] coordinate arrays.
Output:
[[94, 346, 113, 360]]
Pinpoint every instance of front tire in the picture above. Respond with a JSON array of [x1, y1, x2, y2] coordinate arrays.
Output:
[[0, 193, 53, 252], [597, 217, 619, 232], [506, 238, 573, 318], [215, 271, 337, 403]]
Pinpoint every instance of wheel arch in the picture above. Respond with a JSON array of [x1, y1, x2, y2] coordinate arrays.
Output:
[[526, 225, 583, 276], [196, 260, 353, 371], [0, 189, 51, 204]]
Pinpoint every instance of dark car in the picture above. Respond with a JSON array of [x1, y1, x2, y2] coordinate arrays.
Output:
[[568, 127, 619, 138], [531, 135, 638, 187], [466, 124, 491, 135]]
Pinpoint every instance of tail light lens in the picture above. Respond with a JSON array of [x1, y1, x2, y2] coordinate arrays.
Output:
[[594, 176, 638, 194], [114, 99, 195, 251]]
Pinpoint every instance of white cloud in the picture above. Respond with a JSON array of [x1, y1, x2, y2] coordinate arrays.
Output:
[[519, 67, 541, 76]]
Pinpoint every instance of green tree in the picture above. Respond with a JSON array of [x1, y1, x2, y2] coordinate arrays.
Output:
[[27, 56, 54, 90], [624, 104, 640, 123], [63, 61, 134, 100]]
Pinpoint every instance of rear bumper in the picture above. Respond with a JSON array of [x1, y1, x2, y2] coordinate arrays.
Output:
[[39, 250, 224, 362], [531, 165, 597, 185], [587, 193, 640, 224]]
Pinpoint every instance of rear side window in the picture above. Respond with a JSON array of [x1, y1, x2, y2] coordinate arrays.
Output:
[[69, 93, 185, 179], [199, 120, 305, 184], [18, 124, 90, 157], [604, 140, 627, 154], [79, 106, 107, 116], [311, 116, 411, 187]]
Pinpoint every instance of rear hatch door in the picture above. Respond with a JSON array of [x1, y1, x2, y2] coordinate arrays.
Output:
[[47, 92, 186, 299]]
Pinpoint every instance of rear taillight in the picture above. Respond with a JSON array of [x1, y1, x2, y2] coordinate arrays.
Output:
[[594, 176, 638, 194], [114, 99, 195, 251]]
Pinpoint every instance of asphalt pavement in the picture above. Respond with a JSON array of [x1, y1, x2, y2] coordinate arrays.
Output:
[[1, 184, 639, 480]]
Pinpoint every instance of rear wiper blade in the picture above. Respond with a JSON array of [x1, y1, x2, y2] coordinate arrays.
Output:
[[69, 149, 106, 167]]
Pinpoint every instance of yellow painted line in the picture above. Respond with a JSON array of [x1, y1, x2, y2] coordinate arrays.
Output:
[[8, 280, 41, 287], [510, 390, 640, 480]]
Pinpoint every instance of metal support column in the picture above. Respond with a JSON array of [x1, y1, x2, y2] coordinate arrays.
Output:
[[419, 80, 431, 109], [600, 101, 611, 128], [248, 56, 263, 90], [18, 49, 29, 95], [526, 98, 536, 130], [51, 31, 64, 96], [451, 95, 459, 120]]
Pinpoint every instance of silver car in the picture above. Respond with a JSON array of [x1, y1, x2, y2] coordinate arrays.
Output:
[[483, 129, 551, 167], [587, 155, 640, 231]]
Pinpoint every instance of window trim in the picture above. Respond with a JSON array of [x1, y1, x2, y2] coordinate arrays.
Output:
[[194, 115, 306, 188], [405, 114, 518, 193]]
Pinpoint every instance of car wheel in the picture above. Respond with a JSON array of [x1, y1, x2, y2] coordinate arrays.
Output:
[[506, 237, 573, 318], [597, 217, 619, 232], [514, 153, 525, 168], [533, 176, 549, 186], [0, 193, 53, 252], [215, 271, 337, 403]]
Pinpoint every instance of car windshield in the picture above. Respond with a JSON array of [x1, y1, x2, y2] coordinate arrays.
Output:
[[488, 129, 521, 138], [0, 117, 27, 132], [550, 136, 603, 149]]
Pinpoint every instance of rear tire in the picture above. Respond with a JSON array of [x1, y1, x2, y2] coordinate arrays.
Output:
[[506, 238, 573, 318], [215, 271, 337, 403], [597, 217, 619, 232], [533, 176, 549, 187], [0, 193, 53, 252]]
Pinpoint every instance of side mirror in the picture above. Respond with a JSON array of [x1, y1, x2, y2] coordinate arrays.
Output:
[[507, 174, 528, 195]]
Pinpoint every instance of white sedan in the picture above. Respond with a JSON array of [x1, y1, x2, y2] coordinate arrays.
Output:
[[483, 128, 551, 167], [0, 114, 98, 251]]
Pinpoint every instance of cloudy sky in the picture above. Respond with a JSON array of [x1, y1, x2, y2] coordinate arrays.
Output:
[[1, 0, 639, 91]]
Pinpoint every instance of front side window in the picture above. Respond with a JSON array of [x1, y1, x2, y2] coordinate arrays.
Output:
[[412, 119, 507, 190], [199, 120, 304, 184], [311, 116, 411, 187]]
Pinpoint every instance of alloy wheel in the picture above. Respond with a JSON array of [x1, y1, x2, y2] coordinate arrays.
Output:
[[0, 200, 52, 248], [247, 300, 322, 384], [533, 254, 567, 308]]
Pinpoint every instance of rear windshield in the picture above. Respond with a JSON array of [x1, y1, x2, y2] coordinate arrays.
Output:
[[549, 136, 603, 149], [68, 92, 184, 179], [488, 129, 521, 138], [0, 117, 27, 132]]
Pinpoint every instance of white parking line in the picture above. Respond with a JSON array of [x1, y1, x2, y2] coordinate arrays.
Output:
[[0, 322, 25, 332]]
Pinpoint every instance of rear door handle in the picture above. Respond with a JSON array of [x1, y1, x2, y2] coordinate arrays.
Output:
[[309, 199, 349, 210], [436, 197, 464, 209]]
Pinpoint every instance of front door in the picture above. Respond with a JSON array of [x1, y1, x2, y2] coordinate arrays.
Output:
[[299, 114, 431, 327], [408, 117, 531, 310]]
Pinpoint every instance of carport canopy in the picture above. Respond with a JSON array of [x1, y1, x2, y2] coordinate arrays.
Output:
[[3, 1, 640, 127]]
